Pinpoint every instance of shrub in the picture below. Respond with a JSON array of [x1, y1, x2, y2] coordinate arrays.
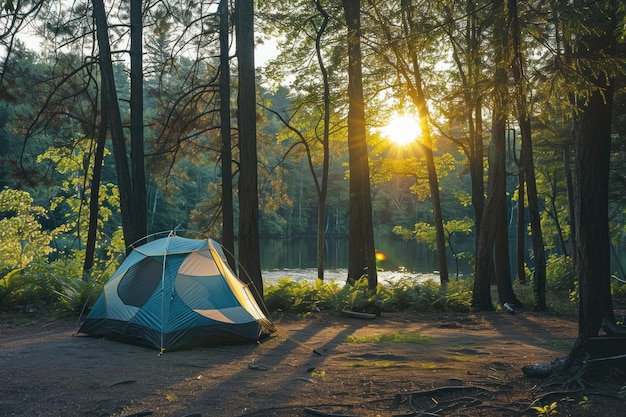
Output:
[[444, 278, 474, 312], [545, 254, 575, 292], [56, 278, 105, 316], [379, 277, 418, 311], [0, 263, 65, 311], [262, 276, 476, 316], [406, 280, 446, 312], [264, 278, 336, 315], [611, 277, 626, 298]]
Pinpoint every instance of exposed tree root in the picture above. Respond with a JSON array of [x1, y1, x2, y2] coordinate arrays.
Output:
[[521, 357, 565, 379], [303, 407, 357, 417], [389, 385, 491, 416]]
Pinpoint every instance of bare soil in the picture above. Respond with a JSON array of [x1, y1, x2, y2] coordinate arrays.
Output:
[[1, 310, 625, 417]]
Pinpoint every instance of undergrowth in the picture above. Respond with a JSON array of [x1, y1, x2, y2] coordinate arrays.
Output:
[[3, 251, 624, 319], [263, 276, 475, 315]]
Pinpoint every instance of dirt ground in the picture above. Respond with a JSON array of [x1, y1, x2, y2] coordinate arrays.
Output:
[[1, 310, 625, 417]]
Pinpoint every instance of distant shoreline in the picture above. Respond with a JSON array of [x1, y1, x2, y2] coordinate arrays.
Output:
[[262, 268, 442, 284]]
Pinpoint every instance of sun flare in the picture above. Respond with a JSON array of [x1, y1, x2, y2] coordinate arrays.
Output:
[[380, 114, 421, 146]]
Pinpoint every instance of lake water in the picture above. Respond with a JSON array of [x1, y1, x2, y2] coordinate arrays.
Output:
[[260, 237, 472, 283], [260, 237, 626, 284]]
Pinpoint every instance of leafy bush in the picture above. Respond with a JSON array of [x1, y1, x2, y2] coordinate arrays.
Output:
[[0, 252, 110, 315], [262, 276, 475, 315], [0, 188, 58, 276], [379, 277, 418, 311], [264, 278, 329, 315], [56, 278, 105, 315], [0, 263, 65, 311], [405, 280, 446, 312], [545, 254, 575, 292], [611, 277, 626, 298], [444, 278, 474, 312]]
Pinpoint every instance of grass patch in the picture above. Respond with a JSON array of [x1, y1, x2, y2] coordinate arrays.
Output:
[[346, 360, 438, 369], [345, 332, 433, 344], [447, 354, 474, 362], [540, 341, 572, 351]]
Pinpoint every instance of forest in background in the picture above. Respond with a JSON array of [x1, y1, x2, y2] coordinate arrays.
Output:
[[0, 0, 625, 335]]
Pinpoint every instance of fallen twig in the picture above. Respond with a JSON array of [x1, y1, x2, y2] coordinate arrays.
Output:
[[108, 379, 137, 387]]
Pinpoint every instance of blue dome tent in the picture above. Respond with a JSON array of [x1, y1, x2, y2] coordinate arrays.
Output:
[[79, 235, 273, 351]]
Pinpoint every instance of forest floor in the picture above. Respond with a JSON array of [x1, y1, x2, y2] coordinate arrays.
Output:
[[1, 306, 626, 417]]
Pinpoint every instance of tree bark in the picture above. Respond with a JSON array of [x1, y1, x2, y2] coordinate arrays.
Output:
[[509, 0, 544, 309], [401, 0, 448, 284], [573, 63, 615, 339], [342, 0, 377, 289], [82, 95, 107, 281], [235, 0, 263, 298], [130, 0, 147, 244], [473, 0, 510, 310], [516, 156, 526, 284], [443, 0, 486, 283], [314, 0, 330, 282], [92, 0, 136, 250], [563, 140, 576, 261], [561, 2, 617, 371], [219, 0, 236, 271]]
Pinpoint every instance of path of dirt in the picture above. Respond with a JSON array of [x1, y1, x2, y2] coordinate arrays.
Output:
[[1, 311, 624, 417]]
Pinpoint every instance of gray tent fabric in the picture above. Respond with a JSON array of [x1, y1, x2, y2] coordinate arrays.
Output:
[[79, 236, 273, 351]]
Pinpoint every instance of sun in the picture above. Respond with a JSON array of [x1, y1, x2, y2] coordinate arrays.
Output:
[[380, 113, 421, 146]]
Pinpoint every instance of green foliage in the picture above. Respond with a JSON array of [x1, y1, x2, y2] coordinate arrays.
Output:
[[37, 141, 119, 249], [0, 263, 64, 310], [55, 275, 105, 315], [263, 276, 474, 315], [376, 277, 472, 313], [611, 278, 626, 297], [264, 278, 341, 315], [0, 186, 118, 312], [444, 279, 474, 312], [393, 218, 473, 252], [531, 401, 558, 417], [394, 223, 437, 250], [0, 250, 114, 314], [545, 254, 575, 292], [0, 188, 60, 275], [346, 332, 432, 344], [404, 280, 446, 312]]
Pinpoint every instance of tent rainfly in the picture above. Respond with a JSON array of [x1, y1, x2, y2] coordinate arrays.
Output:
[[79, 236, 273, 351]]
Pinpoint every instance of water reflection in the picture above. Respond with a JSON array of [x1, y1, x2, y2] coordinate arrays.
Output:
[[258, 237, 626, 283], [260, 237, 473, 282]]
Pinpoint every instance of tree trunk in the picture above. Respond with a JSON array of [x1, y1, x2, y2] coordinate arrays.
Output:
[[219, 0, 236, 271], [130, 0, 147, 244], [446, 0, 485, 277], [495, 190, 518, 304], [516, 161, 526, 284], [471, 103, 485, 260], [82, 96, 107, 281], [401, 0, 448, 284], [314, 0, 330, 282], [342, 0, 377, 290], [473, 0, 510, 310], [563, 140, 576, 262], [92, 0, 136, 250], [491, 116, 519, 306], [509, 0, 544, 309], [417, 138, 449, 285], [235, 0, 263, 298], [573, 61, 615, 340], [521, 116, 546, 309], [556, 0, 617, 375]]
